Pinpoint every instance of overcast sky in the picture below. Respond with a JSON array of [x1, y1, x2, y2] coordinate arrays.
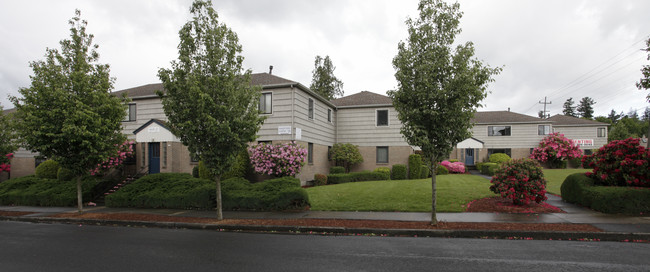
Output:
[[1, 0, 649, 117]]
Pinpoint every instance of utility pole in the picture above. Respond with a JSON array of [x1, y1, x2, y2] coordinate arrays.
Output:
[[539, 96, 552, 119]]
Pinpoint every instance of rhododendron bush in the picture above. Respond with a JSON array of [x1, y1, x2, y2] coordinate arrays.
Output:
[[249, 141, 307, 177], [0, 153, 13, 173], [440, 160, 465, 173], [489, 158, 548, 205], [530, 132, 582, 168], [90, 141, 134, 176], [584, 138, 650, 187]]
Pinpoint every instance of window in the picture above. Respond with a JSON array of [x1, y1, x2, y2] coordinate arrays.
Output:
[[584, 149, 593, 156], [308, 98, 314, 119], [376, 146, 389, 163], [123, 103, 136, 122], [376, 109, 389, 126], [259, 92, 272, 114], [538, 125, 551, 135], [162, 142, 167, 168], [487, 148, 511, 157], [597, 128, 606, 137], [327, 109, 332, 123], [308, 143, 313, 164], [328, 146, 332, 161], [258, 140, 271, 144], [488, 126, 511, 136]]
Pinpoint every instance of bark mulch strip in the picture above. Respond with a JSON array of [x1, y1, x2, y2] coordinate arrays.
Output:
[[47, 212, 602, 233], [0, 211, 36, 217], [466, 197, 565, 214]]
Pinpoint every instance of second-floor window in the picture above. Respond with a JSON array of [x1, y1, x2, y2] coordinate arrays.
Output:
[[124, 103, 136, 122], [538, 125, 551, 135], [597, 127, 606, 137], [259, 92, 272, 114], [308, 98, 314, 119], [488, 126, 511, 136], [328, 109, 332, 123], [376, 109, 389, 126]]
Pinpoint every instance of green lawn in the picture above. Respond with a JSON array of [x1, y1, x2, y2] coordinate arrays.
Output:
[[306, 175, 493, 212], [543, 169, 589, 195]]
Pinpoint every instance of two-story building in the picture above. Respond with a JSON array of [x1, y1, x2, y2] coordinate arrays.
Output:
[[4, 73, 610, 184]]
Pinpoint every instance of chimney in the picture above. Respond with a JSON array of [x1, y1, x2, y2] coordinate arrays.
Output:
[[507, 107, 510, 112], [269, 65, 273, 74]]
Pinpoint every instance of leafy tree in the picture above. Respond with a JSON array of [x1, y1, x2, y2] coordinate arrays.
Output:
[[594, 116, 612, 125], [562, 98, 577, 117], [309, 55, 344, 100], [157, 0, 265, 220], [606, 109, 623, 124], [0, 105, 17, 167], [388, 0, 501, 224], [636, 38, 650, 148], [330, 143, 363, 173], [10, 11, 124, 213], [576, 97, 595, 119]]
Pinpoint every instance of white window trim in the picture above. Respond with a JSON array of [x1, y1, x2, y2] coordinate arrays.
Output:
[[375, 109, 389, 127], [260, 92, 272, 115], [327, 108, 333, 123], [308, 98, 315, 120]]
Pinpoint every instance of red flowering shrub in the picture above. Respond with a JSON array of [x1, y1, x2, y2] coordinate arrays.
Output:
[[0, 153, 13, 173], [489, 158, 547, 205], [585, 138, 650, 187], [530, 132, 582, 168]]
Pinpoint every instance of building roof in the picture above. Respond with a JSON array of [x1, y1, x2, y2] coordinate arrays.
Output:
[[547, 114, 608, 126], [112, 73, 299, 99], [472, 111, 549, 124], [330, 91, 393, 107]]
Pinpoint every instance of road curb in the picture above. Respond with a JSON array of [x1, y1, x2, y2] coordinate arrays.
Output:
[[2, 215, 649, 242]]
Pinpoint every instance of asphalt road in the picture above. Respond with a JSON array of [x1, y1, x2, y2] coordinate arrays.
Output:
[[1, 221, 649, 272]]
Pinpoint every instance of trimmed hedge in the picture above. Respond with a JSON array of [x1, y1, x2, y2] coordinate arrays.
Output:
[[106, 173, 309, 211], [57, 168, 76, 181], [489, 153, 511, 164], [327, 171, 390, 184], [420, 165, 430, 178], [314, 174, 327, 186], [373, 167, 391, 178], [0, 175, 96, 206], [330, 166, 345, 174], [435, 164, 448, 175], [35, 160, 60, 179], [408, 154, 422, 179], [561, 173, 650, 214], [391, 164, 407, 180], [480, 162, 499, 176]]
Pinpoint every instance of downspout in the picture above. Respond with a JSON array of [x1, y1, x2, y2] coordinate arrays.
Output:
[[291, 85, 295, 141]]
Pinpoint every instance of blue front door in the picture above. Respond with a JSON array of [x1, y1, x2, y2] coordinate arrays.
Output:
[[465, 149, 474, 166], [149, 142, 160, 174]]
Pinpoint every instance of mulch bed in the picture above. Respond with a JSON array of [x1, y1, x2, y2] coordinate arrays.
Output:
[[47, 212, 602, 232], [466, 197, 565, 213], [0, 211, 35, 216]]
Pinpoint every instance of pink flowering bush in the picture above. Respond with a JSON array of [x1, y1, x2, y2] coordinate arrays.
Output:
[[585, 138, 650, 187], [0, 153, 13, 173], [249, 141, 307, 177], [489, 158, 548, 206], [530, 132, 582, 168], [440, 160, 466, 173], [90, 141, 134, 176]]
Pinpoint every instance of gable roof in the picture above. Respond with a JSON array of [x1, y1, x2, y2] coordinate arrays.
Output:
[[472, 111, 549, 124], [547, 114, 608, 126], [133, 119, 169, 135], [330, 91, 393, 108]]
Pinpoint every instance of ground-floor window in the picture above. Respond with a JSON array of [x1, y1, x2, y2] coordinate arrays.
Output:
[[487, 148, 511, 158], [376, 146, 389, 163]]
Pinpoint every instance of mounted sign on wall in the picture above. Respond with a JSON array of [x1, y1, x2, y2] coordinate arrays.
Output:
[[278, 126, 291, 135]]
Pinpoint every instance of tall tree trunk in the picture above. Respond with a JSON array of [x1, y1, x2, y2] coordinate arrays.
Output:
[[215, 175, 223, 221], [430, 157, 437, 225], [76, 176, 83, 214]]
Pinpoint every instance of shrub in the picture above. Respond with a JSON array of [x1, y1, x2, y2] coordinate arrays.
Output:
[[530, 132, 582, 168], [440, 160, 466, 173], [489, 153, 511, 164], [408, 154, 422, 179], [489, 158, 547, 205], [373, 167, 391, 177], [222, 176, 309, 210], [449, 159, 459, 163], [35, 160, 60, 179], [198, 161, 210, 180], [90, 141, 135, 176], [0, 153, 13, 173], [561, 173, 650, 214], [57, 168, 76, 181], [0, 175, 96, 206], [223, 150, 252, 180], [480, 162, 499, 176], [476, 162, 485, 172], [192, 165, 199, 178], [106, 173, 213, 209], [249, 141, 307, 177], [327, 171, 390, 184], [419, 165, 430, 178], [314, 174, 327, 186], [330, 166, 345, 174], [391, 164, 407, 180], [330, 143, 364, 173], [581, 154, 595, 169], [327, 173, 355, 184], [568, 157, 582, 168], [435, 164, 448, 175], [585, 138, 649, 187]]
